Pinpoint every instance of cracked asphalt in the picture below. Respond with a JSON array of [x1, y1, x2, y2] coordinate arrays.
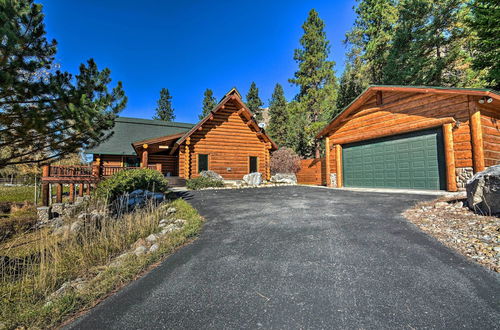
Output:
[[67, 186, 500, 329]]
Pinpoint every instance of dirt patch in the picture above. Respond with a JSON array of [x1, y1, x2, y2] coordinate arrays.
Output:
[[404, 195, 499, 273]]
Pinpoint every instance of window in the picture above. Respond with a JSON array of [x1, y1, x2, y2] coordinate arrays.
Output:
[[125, 157, 140, 167], [198, 154, 208, 173], [249, 156, 258, 173]]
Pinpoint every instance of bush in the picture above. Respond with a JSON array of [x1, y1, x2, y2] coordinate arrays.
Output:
[[270, 147, 301, 174], [186, 176, 224, 190], [95, 169, 169, 202]]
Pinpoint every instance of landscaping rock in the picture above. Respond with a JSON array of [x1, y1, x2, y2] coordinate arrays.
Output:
[[118, 190, 165, 211], [161, 224, 178, 235], [149, 243, 159, 253], [166, 207, 177, 215], [199, 170, 223, 181], [270, 173, 297, 184], [132, 238, 147, 249], [134, 245, 147, 256], [50, 217, 64, 229], [174, 219, 187, 227], [51, 203, 65, 217], [146, 234, 158, 243], [243, 172, 262, 186], [37, 206, 51, 223], [466, 165, 500, 215], [47, 278, 86, 301]]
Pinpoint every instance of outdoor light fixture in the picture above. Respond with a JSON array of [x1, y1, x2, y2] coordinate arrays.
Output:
[[478, 97, 493, 104]]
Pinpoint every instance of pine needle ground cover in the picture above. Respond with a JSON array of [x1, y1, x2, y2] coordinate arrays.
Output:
[[0, 198, 203, 329]]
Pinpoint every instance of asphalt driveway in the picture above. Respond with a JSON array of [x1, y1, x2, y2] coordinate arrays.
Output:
[[68, 186, 500, 329]]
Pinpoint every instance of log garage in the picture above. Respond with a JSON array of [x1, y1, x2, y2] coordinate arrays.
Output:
[[316, 86, 500, 191]]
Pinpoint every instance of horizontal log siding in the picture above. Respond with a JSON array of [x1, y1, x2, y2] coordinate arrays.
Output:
[[296, 158, 326, 185], [148, 154, 178, 175], [479, 105, 500, 167], [182, 100, 268, 180], [327, 93, 473, 168]]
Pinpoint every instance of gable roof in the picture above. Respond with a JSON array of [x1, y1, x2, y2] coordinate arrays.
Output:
[[316, 85, 500, 139], [170, 88, 278, 154], [86, 117, 194, 156]]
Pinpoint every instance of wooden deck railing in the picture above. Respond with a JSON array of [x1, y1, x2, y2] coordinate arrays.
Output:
[[42, 164, 162, 182]]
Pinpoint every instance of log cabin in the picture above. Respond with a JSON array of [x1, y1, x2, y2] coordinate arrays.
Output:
[[316, 85, 500, 191], [86, 88, 278, 182]]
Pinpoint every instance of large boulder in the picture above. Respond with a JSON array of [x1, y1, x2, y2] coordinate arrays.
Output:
[[270, 173, 297, 184], [199, 170, 223, 181], [466, 165, 500, 215], [243, 172, 262, 186]]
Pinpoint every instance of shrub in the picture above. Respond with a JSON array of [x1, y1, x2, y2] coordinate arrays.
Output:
[[186, 176, 224, 190], [95, 169, 169, 202], [270, 147, 301, 174]]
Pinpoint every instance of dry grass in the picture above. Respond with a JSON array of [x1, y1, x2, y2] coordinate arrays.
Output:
[[0, 197, 203, 329]]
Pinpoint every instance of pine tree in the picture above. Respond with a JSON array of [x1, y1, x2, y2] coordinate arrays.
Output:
[[345, 0, 398, 84], [383, 0, 477, 87], [153, 88, 175, 121], [199, 88, 217, 120], [289, 9, 337, 158], [267, 84, 289, 147], [0, 0, 127, 167], [337, 62, 367, 110], [468, 0, 500, 89], [245, 82, 264, 122]]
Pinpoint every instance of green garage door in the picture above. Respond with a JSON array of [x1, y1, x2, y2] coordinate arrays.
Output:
[[342, 129, 446, 190]]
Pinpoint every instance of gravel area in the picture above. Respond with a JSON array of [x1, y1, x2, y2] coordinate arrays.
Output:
[[404, 195, 500, 272]]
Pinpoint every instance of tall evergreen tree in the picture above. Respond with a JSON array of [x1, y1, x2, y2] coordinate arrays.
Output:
[[0, 0, 127, 167], [289, 9, 337, 158], [468, 0, 500, 89], [383, 0, 477, 86], [345, 0, 398, 84], [153, 88, 175, 121], [267, 83, 289, 147], [245, 82, 264, 122], [199, 88, 217, 119]]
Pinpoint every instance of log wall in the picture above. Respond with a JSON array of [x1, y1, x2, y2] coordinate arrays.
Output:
[[479, 103, 500, 167], [296, 158, 326, 185], [179, 99, 270, 180]]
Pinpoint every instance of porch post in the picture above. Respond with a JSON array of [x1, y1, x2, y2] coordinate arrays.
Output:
[[56, 183, 63, 203], [69, 183, 75, 202], [86, 183, 91, 195], [335, 144, 343, 188], [325, 137, 331, 187], [468, 96, 485, 173], [41, 165, 50, 206], [78, 183, 84, 197], [141, 144, 149, 168]]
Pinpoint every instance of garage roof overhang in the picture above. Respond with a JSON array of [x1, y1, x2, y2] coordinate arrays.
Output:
[[316, 85, 500, 140]]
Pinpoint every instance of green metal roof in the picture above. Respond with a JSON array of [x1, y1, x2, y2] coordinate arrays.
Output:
[[85, 117, 194, 156]]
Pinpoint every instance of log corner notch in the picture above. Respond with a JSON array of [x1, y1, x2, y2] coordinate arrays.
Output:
[[468, 96, 485, 173], [184, 137, 191, 179], [443, 123, 457, 192]]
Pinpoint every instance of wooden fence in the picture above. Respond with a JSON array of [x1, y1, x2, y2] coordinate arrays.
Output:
[[296, 158, 326, 185]]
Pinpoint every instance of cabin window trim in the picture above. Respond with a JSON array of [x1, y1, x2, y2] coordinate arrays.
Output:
[[249, 156, 258, 173], [198, 154, 209, 173]]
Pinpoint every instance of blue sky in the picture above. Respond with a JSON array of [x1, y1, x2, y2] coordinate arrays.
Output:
[[40, 0, 357, 124]]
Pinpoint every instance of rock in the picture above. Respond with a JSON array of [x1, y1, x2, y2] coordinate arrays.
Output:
[[37, 206, 51, 223], [47, 278, 86, 301], [435, 202, 448, 208], [243, 172, 262, 186], [70, 220, 83, 233], [77, 213, 89, 221], [146, 234, 158, 243], [270, 173, 297, 184], [166, 207, 177, 215], [466, 165, 500, 215], [199, 170, 223, 181], [159, 219, 169, 225], [51, 203, 65, 217], [149, 243, 159, 253], [131, 238, 147, 250], [75, 196, 85, 205], [134, 245, 147, 256], [161, 224, 178, 235], [129, 189, 145, 196]]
